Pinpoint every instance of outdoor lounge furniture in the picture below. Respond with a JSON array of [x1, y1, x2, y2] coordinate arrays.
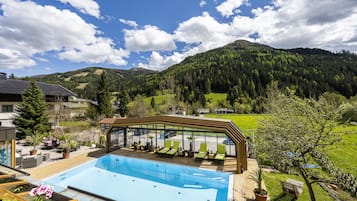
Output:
[[215, 144, 226, 161], [158, 140, 171, 154], [281, 179, 304, 198], [195, 142, 208, 159], [21, 155, 43, 168], [166, 141, 180, 156]]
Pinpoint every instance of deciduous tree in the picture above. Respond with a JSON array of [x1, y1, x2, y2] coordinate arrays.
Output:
[[256, 90, 343, 201]]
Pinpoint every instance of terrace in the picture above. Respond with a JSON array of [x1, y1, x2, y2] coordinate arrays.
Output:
[[1, 115, 260, 200]]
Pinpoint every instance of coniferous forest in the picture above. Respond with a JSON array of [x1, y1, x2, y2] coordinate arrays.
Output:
[[32, 40, 357, 113]]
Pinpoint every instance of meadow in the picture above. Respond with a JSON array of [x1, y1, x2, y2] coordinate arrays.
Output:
[[205, 114, 357, 200]]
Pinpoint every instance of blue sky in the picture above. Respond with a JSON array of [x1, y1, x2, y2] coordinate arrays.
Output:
[[0, 0, 356, 77]]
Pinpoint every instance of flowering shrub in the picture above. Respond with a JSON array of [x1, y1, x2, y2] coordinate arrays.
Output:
[[29, 184, 53, 201]]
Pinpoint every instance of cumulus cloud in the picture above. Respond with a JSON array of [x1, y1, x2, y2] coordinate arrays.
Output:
[[124, 25, 176, 51], [58, 0, 100, 18], [138, 51, 185, 71], [175, 12, 235, 51], [0, 48, 35, 69], [229, 0, 357, 51], [119, 18, 138, 28], [216, 0, 243, 17], [59, 38, 129, 66], [0, 0, 127, 70]]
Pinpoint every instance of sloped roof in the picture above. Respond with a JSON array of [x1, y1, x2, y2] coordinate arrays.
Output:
[[110, 115, 248, 172], [112, 115, 245, 143], [0, 80, 75, 97]]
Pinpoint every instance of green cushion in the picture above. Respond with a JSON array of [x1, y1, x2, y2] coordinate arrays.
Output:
[[215, 153, 225, 160], [199, 143, 208, 152], [166, 148, 177, 155], [217, 144, 226, 154], [166, 141, 180, 156], [215, 144, 226, 160], [195, 151, 207, 159], [158, 147, 170, 154], [164, 140, 172, 148]]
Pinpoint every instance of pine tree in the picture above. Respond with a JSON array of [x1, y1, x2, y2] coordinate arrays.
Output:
[[96, 72, 113, 118], [13, 80, 50, 150], [117, 90, 130, 117], [150, 97, 156, 109]]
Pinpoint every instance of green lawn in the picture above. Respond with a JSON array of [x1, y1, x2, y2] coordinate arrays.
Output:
[[205, 114, 264, 136], [143, 94, 175, 106], [205, 93, 227, 107], [264, 172, 333, 201], [207, 114, 357, 200], [327, 125, 357, 176]]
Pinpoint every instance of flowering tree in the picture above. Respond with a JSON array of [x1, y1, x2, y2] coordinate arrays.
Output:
[[256, 89, 343, 201]]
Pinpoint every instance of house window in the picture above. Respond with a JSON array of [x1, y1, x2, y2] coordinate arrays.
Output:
[[2, 105, 13, 112]]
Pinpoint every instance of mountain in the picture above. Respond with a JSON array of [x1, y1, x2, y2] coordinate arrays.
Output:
[[31, 40, 357, 113], [31, 67, 155, 99], [126, 40, 357, 112]]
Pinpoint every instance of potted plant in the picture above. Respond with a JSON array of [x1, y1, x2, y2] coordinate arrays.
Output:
[[148, 135, 154, 152], [249, 167, 268, 201], [30, 131, 45, 155], [59, 134, 72, 159], [187, 136, 195, 157]]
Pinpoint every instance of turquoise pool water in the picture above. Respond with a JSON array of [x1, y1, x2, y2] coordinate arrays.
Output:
[[45, 154, 232, 201]]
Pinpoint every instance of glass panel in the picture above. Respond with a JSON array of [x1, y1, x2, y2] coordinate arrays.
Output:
[[0, 141, 12, 166]]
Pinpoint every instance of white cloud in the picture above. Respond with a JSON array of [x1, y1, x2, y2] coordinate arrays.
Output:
[[0, 0, 128, 70], [58, 0, 100, 18], [175, 12, 234, 50], [124, 25, 176, 51], [216, 0, 243, 17], [229, 0, 357, 51], [0, 48, 35, 69], [138, 51, 185, 71], [119, 18, 138, 28], [200, 0, 207, 7], [59, 38, 129, 66]]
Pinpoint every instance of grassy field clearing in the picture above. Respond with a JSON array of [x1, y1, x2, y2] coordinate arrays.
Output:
[[205, 114, 264, 136], [206, 113, 357, 200]]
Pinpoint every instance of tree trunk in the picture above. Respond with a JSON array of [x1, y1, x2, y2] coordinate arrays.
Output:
[[297, 164, 316, 201]]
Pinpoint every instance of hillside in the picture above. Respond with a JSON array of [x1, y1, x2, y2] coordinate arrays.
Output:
[[31, 67, 155, 99], [31, 40, 357, 113], [127, 40, 357, 112]]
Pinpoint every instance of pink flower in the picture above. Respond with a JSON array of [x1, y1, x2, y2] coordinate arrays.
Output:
[[29, 184, 53, 199]]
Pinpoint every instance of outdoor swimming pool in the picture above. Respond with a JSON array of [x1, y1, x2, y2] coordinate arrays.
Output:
[[45, 154, 233, 201]]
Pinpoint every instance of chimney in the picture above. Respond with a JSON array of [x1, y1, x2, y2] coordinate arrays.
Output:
[[0, 72, 7, 80]]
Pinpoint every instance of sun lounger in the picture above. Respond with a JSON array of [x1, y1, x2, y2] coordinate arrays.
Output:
[[195, 142, 208, 159], [166, 141, 180, 156], [215, 144, 226, 161], [158, 140, 171, 154]]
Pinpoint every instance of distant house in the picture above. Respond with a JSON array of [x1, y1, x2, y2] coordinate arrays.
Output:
[[0, 73, 76, 127], [197, 108, 210, 114], [215, 108, 235, 114], [62, 97, 92, 118]]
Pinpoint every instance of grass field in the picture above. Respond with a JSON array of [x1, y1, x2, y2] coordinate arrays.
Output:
[[205, 114, 265, 136], [205, 93, 227, 108], [143, 94, 175, 106], [264, 172, 333, 201], [327, 125, 357, 176], [206, 113, 357, 200]]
